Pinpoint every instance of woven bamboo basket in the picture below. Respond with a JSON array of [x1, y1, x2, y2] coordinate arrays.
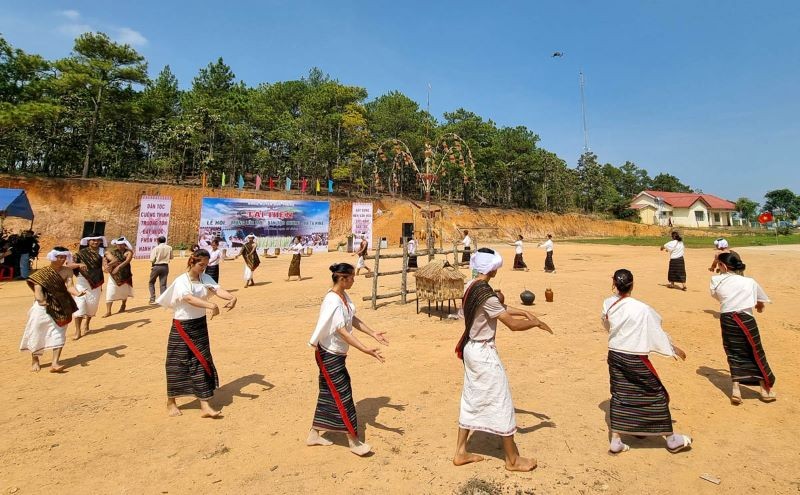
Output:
[[414, 260, 465, 301]]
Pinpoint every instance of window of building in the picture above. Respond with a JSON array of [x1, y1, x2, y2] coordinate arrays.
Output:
[[695, 211, 705, 221], [714, 213, 721, 223]]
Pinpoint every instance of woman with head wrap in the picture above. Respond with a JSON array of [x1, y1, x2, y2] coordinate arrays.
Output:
[[19, 247, 83, 372], [307, 262, 388, 456], [237, 234, 260, 288], [72, 236, 107, 339], [708, 238, 740, 273], [710, 253, 776, 404], [453, 248, 553, 472], [157, 249, 237, 418], [103, 237, 134, 316], [602, 269, 692, 454], [660, 231, 686, 290]]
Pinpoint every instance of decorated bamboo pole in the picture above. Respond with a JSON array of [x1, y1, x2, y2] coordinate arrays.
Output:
[[371, 244, 381, 310], [401, 239, 408, 304]]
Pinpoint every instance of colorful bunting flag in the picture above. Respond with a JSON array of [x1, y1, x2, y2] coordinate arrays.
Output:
[[268, 177, 275, 190], [255, 174, 262, 190], [238, 174, 244, 191], [328, 179, 333, 193], [201, 172, 207, 188], [221, 172, 226, 187], [285, 177, 292, 191], [315, 179, 321, 192]]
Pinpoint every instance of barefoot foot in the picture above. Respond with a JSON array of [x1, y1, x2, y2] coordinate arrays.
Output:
[[505, 456, 537, 472], [167, 404, 183, 417], [49, 364, 66, 373], [760, 390, 777, 402], [31, 361, 41, 372], [348, 440, 372, 456], [306, 429, 333, 446], [453, 453, 484, 466], [199, 402, 221, 418]]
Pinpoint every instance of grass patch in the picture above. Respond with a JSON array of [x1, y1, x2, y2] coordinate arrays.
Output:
[[456, 477, 506, 495], [570, 233, 800, 248]]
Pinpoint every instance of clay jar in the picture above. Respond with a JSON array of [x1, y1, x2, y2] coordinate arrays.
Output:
[[544, 288, 554, 302], [520, 289, 535, 305]]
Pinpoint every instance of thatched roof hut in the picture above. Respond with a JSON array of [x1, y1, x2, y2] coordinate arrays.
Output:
[[414, 260, 465, 301]]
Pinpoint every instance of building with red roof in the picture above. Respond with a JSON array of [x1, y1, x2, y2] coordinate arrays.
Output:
[[631, 190, 737, 227]]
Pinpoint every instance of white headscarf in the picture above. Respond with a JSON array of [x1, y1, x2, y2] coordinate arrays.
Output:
[[245, 234, 256, 241], [80, 236, 108, 248], [714, 238, 729, 249], [47, 248, 73, 264], [470, 249, 503, 274], [111, 236, 133, 251]]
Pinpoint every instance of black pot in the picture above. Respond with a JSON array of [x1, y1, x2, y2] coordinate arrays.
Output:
[[520, 289, 535, 305]]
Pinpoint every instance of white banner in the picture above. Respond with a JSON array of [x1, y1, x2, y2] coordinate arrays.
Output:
[[134, 195, 172, 259], [351, 202, 373, 249]]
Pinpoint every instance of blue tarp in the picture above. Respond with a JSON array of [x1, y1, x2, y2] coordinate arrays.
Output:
[[0, 188, 34, 221]]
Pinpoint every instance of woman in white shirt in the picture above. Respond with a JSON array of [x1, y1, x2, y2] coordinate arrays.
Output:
[[461, 230, 472, 264], [205, 238, 223, 283], [537, 234, 555, 272], [307, 263, 389, 456], [510, 235, 528, 271], [710, 252, 776, 404], [602, 269, 691, 455], [287, 236, 304, 281], [406, 236, 417, 269], [660, 231, 686, 290], [157, 249, 237, 418]]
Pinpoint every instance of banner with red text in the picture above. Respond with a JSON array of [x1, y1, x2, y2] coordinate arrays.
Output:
[[199, 198, 330, 256], [351, 202, 373, 249], [134, 195, 172, 259]]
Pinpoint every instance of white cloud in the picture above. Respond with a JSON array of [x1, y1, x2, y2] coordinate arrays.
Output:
[[114, 27, 148, 47], [58, 9, 81, 21]]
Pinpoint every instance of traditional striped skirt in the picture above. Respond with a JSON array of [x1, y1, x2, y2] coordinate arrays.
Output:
[[544, 251, 555, 272], [720, 312, 775, 390], [513, 253, 527, 269], [608, 350, 673, 436], [166, 316, 219, 400], [288, 254, 301, 277], [667, 257, 686, 283], [461, 246, 471, 263], [205, 265, 219, 283], [312, 347, 358, 436]]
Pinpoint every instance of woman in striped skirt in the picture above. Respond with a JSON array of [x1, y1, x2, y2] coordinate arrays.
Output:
[[157, 249, 237, 418], [602, 269, 692, 454], [287, 236, 303, 281], [661, 231, 686, 290], [710, 252, 776, 404], [307, 262, 389, 456]]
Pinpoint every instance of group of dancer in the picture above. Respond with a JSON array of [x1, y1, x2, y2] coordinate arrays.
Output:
[[19, 235, 136, 370], [509, 233, 556, 273], [17, 229, 778, 473]]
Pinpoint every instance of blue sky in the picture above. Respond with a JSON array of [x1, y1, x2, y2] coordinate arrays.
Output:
[[2, 1, 799, 205]]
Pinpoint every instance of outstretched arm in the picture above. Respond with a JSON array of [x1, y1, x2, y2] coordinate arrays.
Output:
[[335, 326, 385, 363], [353, 316, 389, 345]]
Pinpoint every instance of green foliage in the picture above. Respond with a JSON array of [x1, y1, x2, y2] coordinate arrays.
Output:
[[650, 173, 692, 192], [734, 197, 759, 222], [764, 188, 800, 218], [1, 33, 704, 218]]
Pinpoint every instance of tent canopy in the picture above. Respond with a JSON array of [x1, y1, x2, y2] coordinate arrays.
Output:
[[0, 188, 34, 221]]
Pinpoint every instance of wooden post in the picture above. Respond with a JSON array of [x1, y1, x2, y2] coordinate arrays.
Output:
[[453, 242, 458, 265], [371, 244, 381, 310], [401, 239, 408, 304]]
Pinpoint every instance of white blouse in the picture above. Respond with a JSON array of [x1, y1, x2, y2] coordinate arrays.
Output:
[[208, 248, 222, 267], [663, 240, 685, 259], [514, 240, 523, 254], [290, 242, 304, 254], [539, 239, 554, 252], [602, 295, 675, 357], [407, 239, 416, 255], [308, 291, 356, 354], [463, 235, 472, 248], [710, 273, 770, 315], [156, 272, 220, 320], [461, 279, 506, 341]]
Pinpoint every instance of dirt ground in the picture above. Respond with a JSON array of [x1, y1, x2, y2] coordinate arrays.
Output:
[[1, 243, 798, 494]]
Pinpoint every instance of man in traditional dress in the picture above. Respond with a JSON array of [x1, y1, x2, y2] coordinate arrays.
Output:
[[19, 247, 82, 372], [238, 234, 260, 288], [72, 235, 106, 339], [103, 237, 134, 316], [148, 236, 173, 304], [353, 234, 372, 276], [453, 248, 553, 472]]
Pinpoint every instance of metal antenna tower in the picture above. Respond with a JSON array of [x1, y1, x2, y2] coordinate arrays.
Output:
[[579, 70, 590, 152]]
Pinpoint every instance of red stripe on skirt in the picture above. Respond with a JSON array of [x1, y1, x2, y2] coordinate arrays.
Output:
[[173, 319, 212, 376], [315, 348, 357, 437], [639, 355, 670, 402], [731, 312, 772, 391]]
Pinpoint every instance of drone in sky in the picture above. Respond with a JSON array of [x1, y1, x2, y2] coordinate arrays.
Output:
[[552, 51, 564, 58]]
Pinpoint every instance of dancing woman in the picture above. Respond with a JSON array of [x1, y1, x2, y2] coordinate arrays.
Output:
[[538, 234, 555, 273], [307, 263, 388, 456], [660, 231, 686, 290], [710, 252, 775, 404], [510, 235, 528, 271], [103, 237, 134, 316], [239, 234, 260, 288], [157, 249, 237, 418], [287, 236, 303, 281], [602, 269, 692, 454], [72, 235, 106, 339]]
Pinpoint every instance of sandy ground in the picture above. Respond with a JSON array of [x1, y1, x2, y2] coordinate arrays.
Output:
[[1, 243, 799, 495]]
